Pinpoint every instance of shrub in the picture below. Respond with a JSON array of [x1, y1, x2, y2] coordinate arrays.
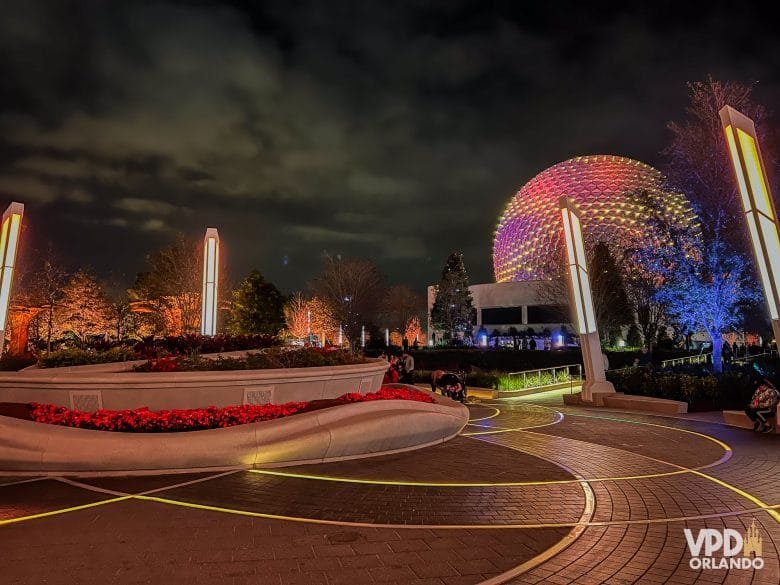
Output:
[[38, 347, 138, 369], [134, 347, 365, 372], [0, 353, 37, 371], [605, 360, 775, 409], [133, 334, 278, 358]]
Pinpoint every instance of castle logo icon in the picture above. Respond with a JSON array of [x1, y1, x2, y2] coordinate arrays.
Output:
[[743, 519, 762, 558]]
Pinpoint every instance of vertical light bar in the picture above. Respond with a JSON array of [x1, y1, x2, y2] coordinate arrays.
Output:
[[0, 202, 24, 355], [361, 325, 366, 348], [559, 196, 613, 402], [720, 106, 780, 332], [560, 199, 595, 333], [337, 326, 343, 346], [200, 227, 219, 336], [385, 328, 389, 346]]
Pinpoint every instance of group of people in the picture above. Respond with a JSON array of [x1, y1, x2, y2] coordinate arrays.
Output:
[[379, 351, 415, 385], [379, 350, 467, 403]]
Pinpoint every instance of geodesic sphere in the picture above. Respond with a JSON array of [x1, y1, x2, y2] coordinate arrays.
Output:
[[493, 155, 698, 282]]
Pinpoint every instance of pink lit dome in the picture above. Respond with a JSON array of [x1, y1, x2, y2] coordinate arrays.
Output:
[[493, 155, 699, 282]]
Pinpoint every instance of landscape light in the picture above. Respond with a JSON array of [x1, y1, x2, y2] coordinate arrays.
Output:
[[0, 202, 23, 354], [200, 228, 219, 336], [559, 196, 614, 402], [720, 105, 780, 343]]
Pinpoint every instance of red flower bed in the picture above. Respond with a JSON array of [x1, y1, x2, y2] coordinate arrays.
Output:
[[27, 387, 435, 433]]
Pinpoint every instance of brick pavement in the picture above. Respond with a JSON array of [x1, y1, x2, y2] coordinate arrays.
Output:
[[1, 401, 777, 584]]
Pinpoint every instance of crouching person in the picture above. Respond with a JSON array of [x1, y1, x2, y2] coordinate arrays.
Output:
[[430, 370, 467, 403]]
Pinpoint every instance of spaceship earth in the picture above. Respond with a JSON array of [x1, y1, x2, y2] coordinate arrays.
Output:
[[493, 155, 699, 282]]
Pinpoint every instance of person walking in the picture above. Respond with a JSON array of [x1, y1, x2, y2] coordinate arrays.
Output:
[[400, 351, 415, 384]]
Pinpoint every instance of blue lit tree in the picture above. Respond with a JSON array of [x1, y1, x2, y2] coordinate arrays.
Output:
[[652, 220, 758, 373]]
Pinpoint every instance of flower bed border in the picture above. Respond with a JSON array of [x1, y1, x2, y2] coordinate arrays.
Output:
[[0, 385, 470, 473], [9, 387, 434, 433]]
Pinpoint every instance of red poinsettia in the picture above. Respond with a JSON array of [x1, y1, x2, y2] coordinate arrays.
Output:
[[28, 386, 435, 433]]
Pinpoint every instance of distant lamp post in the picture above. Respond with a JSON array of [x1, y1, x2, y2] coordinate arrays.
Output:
[[200, 228, 219, 336], [559, 196, 614, 402], [720, 105, 780, 344], [0, 202, 23, 354]]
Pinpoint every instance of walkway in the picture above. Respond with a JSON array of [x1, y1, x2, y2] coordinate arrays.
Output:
[[1, 397, 777, 584]]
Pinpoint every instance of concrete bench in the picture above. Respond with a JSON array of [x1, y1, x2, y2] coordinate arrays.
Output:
[[723, 408, 779, 433], [602, 394, 688, 414]]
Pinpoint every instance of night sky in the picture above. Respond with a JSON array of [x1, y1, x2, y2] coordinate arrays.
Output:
[[0, 1, 777, 293]]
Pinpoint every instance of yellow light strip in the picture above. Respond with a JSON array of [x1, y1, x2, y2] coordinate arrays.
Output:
[[746, 213, 778, 318], [248, 466, 697, 487], [0, 496, 132, 527], [564, 412, 731, 453], [737, 128, 773, 220], [724, 125, 752, 212], [468, 405, 501, 422], [552, 413, 778, 522], [3, 492, 775, 531]]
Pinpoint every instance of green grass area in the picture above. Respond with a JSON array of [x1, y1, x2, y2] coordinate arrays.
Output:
[[497, 370, 571, 391]]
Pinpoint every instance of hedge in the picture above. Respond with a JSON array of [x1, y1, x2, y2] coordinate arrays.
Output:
[[409, 348, 714, 373], [605, 361, 776, 411]]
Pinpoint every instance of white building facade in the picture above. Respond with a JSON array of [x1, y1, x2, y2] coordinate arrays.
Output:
[[427, 281, 571, 344]]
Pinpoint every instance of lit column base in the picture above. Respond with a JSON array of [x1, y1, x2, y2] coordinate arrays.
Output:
[[581, 381, 616, 405], [580, 331, 613, 402]]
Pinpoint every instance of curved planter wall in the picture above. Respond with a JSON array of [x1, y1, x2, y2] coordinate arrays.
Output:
[[0, 393, 469, 473], [0, 359, 388, 411]]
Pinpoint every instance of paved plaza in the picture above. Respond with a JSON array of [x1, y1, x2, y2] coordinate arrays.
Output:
[[1, 395, 778, 585]]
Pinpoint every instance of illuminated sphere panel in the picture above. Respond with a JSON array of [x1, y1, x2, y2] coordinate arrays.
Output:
[[493, 155, 698, 282]]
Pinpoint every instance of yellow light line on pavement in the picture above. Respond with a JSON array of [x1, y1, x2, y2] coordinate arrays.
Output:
[[468, 405, 501, 422], [0, 496, 132, 527], [132, 494, 780, 530], [529, 413, 778, 524], [249, 463, 701, 487], [565, 412, 732, 453], [689, 470, 780, 523]]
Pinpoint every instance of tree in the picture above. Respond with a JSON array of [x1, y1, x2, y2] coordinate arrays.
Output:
[[657, 234, 758, 373], [430, 252, 474, 341], [228, 270, 285, 335], [589, 242, 634, 345], [379, 285, 424, 335], [404, 316, 423, 346], [131, 234, 201, 335], [309, 255, 384, 348], [27, 244, 68, 352], [283, 293, 310, 339], [56, 270, 112, 346], [665, 77, 769, 250], [626, 323, 642, 348]]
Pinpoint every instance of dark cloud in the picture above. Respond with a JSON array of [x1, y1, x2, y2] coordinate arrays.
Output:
[[0, 0, 777, 292]]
